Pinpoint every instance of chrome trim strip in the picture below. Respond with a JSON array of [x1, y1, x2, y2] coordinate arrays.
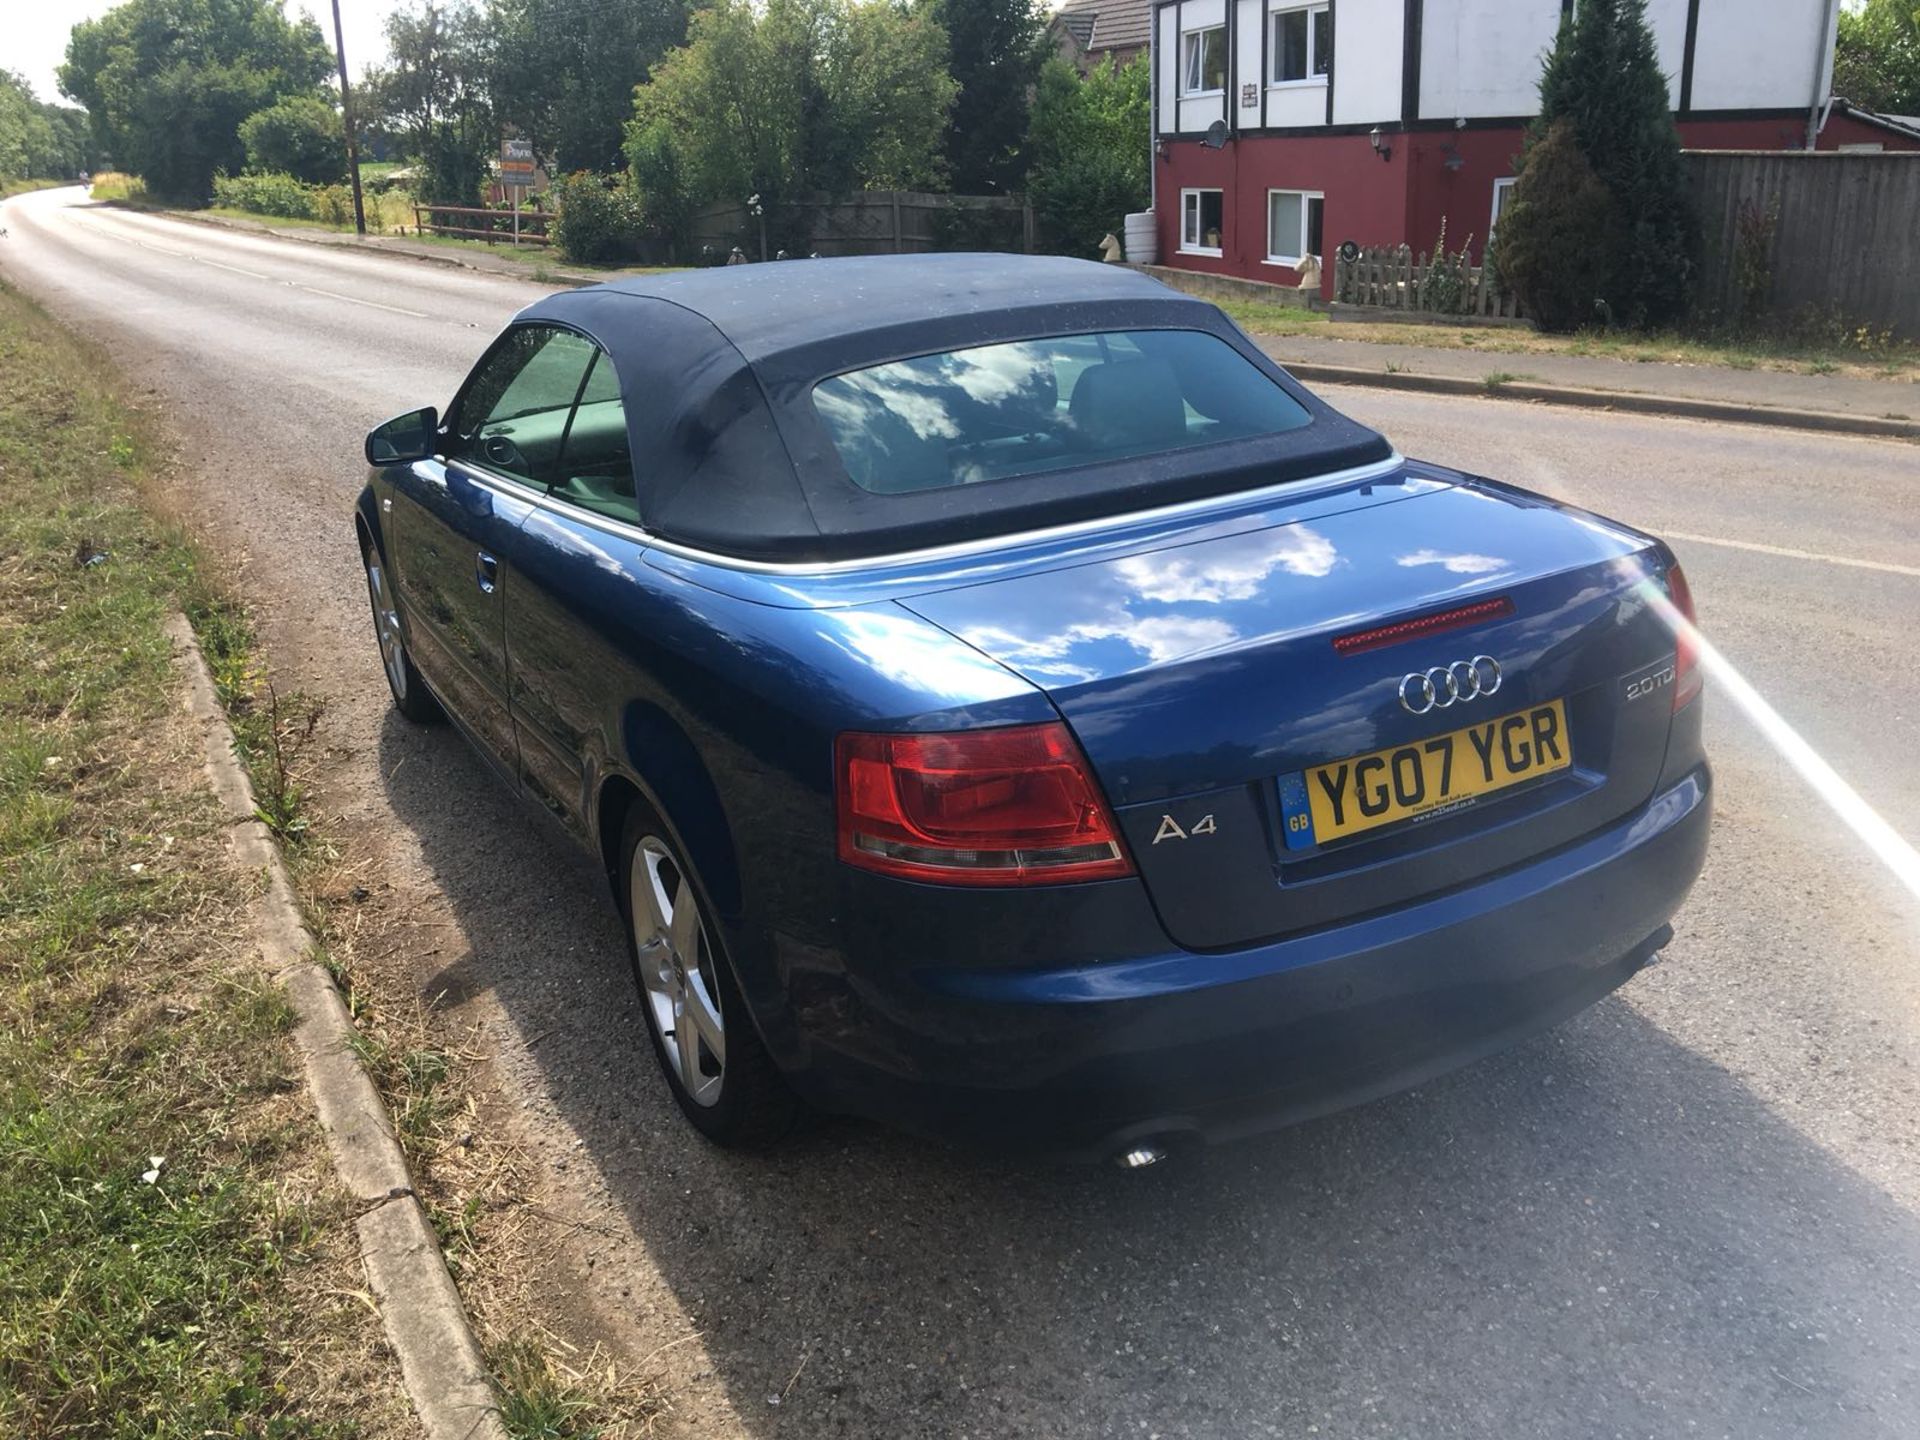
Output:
[[487, 450, 1409, 577]]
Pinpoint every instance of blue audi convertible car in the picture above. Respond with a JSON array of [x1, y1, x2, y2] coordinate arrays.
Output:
[[357, 255, 1709, 1162]]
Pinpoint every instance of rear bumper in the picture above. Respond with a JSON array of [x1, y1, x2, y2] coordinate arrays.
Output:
[[787, 765, 1711, 1159]]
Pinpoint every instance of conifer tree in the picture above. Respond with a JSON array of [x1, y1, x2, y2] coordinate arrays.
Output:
[[1505, 0, 1699, 328]]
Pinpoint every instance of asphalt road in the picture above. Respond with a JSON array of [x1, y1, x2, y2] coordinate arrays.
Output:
[[7, 186, 1919, 1440]]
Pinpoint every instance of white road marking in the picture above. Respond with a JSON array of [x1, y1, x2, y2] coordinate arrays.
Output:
[[291, 283, 429, 318], [195, 255, 272, 280], [1663, 530, 1920, 580]]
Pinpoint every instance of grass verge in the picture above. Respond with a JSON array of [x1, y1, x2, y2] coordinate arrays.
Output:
[[0, 277, 409, 1433], [105, 179, 677, 278], [1207, 295, 1920, 383], [83, 170, 149, 205], [0, 254, 657, 1431], [1, 177, 72, 201]]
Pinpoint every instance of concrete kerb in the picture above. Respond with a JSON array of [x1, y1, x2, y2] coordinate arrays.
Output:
[[166, 613, 508, 1440], [1277, 361, 1920, 442]]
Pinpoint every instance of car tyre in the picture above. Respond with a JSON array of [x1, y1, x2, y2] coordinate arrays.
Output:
[[360, 535, 441, 724], [619, 801, 796, 1147]]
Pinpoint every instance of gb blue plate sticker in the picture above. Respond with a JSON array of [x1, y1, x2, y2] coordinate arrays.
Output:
[[1278, 772, 1317, 851]]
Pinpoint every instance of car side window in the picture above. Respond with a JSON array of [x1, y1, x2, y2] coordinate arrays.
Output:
[[453, 326, 598, 489], [551, 349, 638, 525]]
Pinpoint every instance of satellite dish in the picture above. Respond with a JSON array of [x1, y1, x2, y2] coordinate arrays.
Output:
[[1338, 239, 1360, 262], [1204, 120, 1229, 150]]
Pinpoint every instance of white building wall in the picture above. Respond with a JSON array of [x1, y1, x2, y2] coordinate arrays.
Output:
[[1640, 0, 1692, 110], [1235, 0, 1267, 128], [1689, 0, 1834, 112], [1156, 6, 1181, 131], [1153, 0, 1840, 137], [1331, 0, 1406, 125], [1417, 0, 1561, 119]]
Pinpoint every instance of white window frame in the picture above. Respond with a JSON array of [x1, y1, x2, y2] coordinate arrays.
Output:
[[1489, 176, 1517, 245], [1181, 188, 1225, 257], [1268, 2, 1331, 88], [1181, 25, 1227, 96], [1264, 188, 1324, 266]]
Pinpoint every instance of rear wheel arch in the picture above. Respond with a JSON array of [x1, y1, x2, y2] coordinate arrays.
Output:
[[595, 703, 743, 921]]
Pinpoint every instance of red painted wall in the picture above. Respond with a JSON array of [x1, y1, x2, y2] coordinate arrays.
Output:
[[1158, 132, 1412, 293], [1158, 110, 1919, 291]]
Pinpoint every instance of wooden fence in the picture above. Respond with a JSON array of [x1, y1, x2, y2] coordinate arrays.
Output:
[[1334, 244, 1523, 318], [1684, 150, 1920, 338], [688, 190, 1033, 259], [413, 202, 550, 246]]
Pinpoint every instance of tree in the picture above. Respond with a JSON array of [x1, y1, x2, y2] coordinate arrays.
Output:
[[488, 0, 686, 173], [928, 0, 1045, 193], [1026, 54, 1149, 254], [59, 0, 333, 202], [0, 73, 89, 180], [627, 0, 955, 249], [239, 94, 343, 182], [361, 1, 494, 205], [1835, 0, 1920, 117], [1494, 119, 1616, 332], [1512, 0, 1698, 328]]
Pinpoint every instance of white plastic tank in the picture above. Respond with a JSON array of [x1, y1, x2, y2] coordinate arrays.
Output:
[[1123, 211, 1157, 267]]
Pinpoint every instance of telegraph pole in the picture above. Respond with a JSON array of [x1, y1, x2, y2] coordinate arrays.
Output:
[[330, 0, 368, 235]]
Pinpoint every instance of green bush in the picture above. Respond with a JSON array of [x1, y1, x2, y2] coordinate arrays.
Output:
[[211, 170, 317, 219], [419, 123, 487, 207], [238, 96, 344, 184], [1028, 147, 1141, 257], [626, 120, 695, 259], [1419, 217, 1474, 315], [1496, 119, 1615, 334], [1025, 55, 1149, 258], [549, 171, 645, 264], [311, 184, 355, 227]]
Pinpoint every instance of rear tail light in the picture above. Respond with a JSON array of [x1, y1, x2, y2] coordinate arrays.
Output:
[[835, 723, 1135, 886], [1666, 562, 1703, 711]]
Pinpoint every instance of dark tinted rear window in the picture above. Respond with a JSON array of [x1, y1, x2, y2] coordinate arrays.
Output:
[[811, 329, 1313, 494]]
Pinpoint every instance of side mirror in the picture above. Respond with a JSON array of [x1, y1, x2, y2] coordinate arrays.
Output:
[[365, 406, 439, 466]]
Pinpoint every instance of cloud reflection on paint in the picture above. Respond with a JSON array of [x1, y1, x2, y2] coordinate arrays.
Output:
[[1396, 548, 1508, 575], [1114, 526, 1339, 602]]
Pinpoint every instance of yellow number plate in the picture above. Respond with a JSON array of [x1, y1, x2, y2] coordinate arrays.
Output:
[[1302, 699, 1571, 845]]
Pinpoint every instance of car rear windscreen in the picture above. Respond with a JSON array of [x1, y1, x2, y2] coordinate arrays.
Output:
[[811, 329, 1314, 494]]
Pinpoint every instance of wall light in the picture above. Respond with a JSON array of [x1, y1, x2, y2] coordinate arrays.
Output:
[[1369, 126, 1392, 162]]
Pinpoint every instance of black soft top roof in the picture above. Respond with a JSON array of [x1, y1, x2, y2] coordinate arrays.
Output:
[[514, 254, 1392, 562]]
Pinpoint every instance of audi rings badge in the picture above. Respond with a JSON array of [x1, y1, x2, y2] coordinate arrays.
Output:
[[1397, 656, 1502, 715]]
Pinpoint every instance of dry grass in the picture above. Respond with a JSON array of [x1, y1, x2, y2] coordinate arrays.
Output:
[[85, 170, 149, 205], [0, 275, 412, 1436], [1210, 296, 1920, 384], [308, 877, 672, 1437]]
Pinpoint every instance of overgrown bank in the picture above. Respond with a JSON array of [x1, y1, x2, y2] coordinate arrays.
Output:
[[0, 278, 411, 1433]]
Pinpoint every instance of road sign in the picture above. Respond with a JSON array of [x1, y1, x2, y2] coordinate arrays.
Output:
[[500, 138, 535, 186]]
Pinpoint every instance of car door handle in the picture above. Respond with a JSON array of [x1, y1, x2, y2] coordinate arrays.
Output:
[[476, 551, 498, 594]]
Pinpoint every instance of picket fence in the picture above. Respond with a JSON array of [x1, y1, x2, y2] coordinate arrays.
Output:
[[1334, 244, 1523, 319]]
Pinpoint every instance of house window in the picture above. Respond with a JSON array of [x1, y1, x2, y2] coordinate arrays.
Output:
[[1182, 26, 1227, 94], [1489, 177, 1517, 245], [1181, 189, 1224, 256], [1266, 189, 1324, 265], [1270, 3, 1331, 85]]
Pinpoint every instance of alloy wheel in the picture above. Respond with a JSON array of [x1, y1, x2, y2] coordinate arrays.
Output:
[[364, 554, 409, 703], [629, 835, 726, 1107]]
